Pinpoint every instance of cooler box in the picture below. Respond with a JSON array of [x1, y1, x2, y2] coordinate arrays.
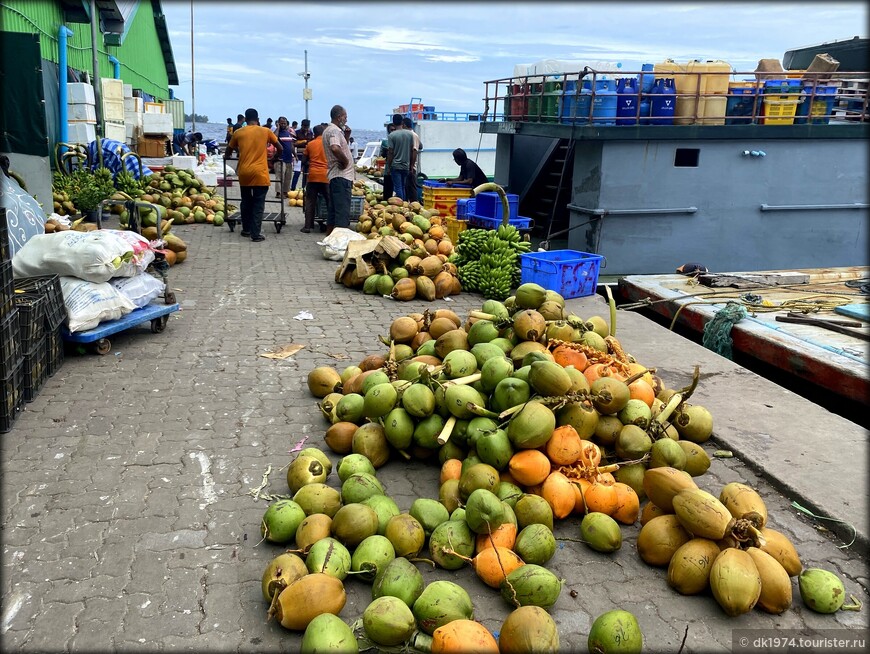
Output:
[[519, 250, 604, 299], [143, 113, 173, 135], [67, 82, 95, 105], [68, 103, 97, 123], [66, 122, 96, 144], [103, 121, 126, 142]]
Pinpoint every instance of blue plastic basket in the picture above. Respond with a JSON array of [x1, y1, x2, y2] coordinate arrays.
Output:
[[520, 250, 604, 299], [456, 198, 476, 219], [475, 192, 519, 221], [466, 213, 532, 231]]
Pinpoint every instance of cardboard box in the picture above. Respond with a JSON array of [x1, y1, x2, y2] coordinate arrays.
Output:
[[67, 122, 96, 144], [103, 99, 125, 121], [67, 82, 95, 105], [137, 136, 169, 157], [142, 112, 173, 135], [68, 103, 97, 123], [104, 121, 126, 142]]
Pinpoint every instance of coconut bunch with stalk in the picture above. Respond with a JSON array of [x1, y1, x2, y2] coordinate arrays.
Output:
[[356, 196, 455, 256], [342, 250, 462, 301], [636, 474, 864, 619]]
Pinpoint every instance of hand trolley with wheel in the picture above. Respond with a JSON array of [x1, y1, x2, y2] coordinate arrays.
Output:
[[221, 156, 286, 233], [60, 302, 180, 355]]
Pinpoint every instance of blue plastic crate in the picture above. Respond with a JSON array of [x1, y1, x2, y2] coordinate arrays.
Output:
[[422, 180, 448, 188], [474, 192, 519, 221], [520, 249, 604, 299], [456, 198, 476, 219], [467, 213, 532, 231]]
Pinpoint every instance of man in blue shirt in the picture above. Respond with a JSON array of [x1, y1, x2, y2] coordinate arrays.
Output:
[[274, 116, 296, 198]]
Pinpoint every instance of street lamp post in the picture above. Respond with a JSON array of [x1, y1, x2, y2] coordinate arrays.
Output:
[[298, 50, 311, 121]]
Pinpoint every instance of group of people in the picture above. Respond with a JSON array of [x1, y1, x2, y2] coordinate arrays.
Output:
[[224, 106, 355, 240]]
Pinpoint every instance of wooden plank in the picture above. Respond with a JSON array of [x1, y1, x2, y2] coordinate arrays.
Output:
[[835, 304, 870, 321], [699, 272, 810, 288]]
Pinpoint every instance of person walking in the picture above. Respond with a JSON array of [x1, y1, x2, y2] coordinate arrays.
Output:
[[274, 117, 296, 199], [322, 104, 354, 235], [224, 107, 281, 242], [301, 124, 329, 233], [387, 114, 415, 201], [402, 116, 422, 202]]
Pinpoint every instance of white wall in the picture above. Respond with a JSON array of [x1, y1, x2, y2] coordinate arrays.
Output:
[[416, 122, 497, 179]]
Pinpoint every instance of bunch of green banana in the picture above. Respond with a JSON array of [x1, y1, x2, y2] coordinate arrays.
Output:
[[456, 224, 532, 300], [457, 259, 482, 292], [454, 228, 490, 264]]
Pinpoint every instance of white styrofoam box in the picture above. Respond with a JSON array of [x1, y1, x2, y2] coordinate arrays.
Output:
[[124, 97, 145, 112], [142, 112, 173, 135], [125, 123, 142, 142], [144, 102, 165, 113], [125, 111, 144, 128], [67, 82, 95, 105], [123, 83, 133, 98], [103, 99, 125, 121], [101, 78, 124, 101], [68, 103, 97, 123], [67, 122, 96, 144], [104, 121, 126, 142], [197, 171, 218, 186], [171, 155, 197, 171]]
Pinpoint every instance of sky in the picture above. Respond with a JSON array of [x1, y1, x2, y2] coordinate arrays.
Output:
[[161, 1, 868, 130]]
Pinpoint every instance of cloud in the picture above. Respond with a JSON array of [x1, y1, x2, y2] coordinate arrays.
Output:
[[425, 55, 480, 63]]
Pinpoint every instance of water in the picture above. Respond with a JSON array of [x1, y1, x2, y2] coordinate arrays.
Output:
[[185, 122, 385, 147]]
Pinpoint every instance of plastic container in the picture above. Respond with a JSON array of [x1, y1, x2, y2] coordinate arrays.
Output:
[[467, 214, 532, 231], [456, 198, 476, 220], [474, 192, 519, 221], [12, 293, 45, 354], [760, 79, 802, 125], [350, 196, 364, 218], [616, 77, 641, 125], [0, 309, 21, 380], [22, 334, 47, 403], [725, 82, 760, 124], [1, 361, 23, 434], [12, 275, 66, 330], [654, 60, 699, 124], [795, 85, 838, 124], [519, 250, 604, 299], [47, 328, 64, 377], [1, 260, 12, 299], [649, 78, 677, 125], [445, 217, 468, 243]]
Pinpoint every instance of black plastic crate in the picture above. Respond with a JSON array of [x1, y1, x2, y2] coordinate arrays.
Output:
[[1, 308, 22, 380], [0, 294, 13, 324], [13, 275, 67, 330], [1, 260, 12, 301], [23, 335, 47, 403], [1, 361, 24, 433], [0, 222, 9, 263], [47, 328, 64, 377], [13, 293, 45, 353]]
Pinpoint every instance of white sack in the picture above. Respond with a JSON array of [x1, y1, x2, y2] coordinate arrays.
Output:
[[110, 273, 165, 309], [61, 276, 136, 332], [13, 231, 135, 283], [102, 229, 156, 274], [317, 227, 367, 261]]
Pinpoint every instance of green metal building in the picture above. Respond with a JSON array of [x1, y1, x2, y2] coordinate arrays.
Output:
[[1, 0, 178, 157]]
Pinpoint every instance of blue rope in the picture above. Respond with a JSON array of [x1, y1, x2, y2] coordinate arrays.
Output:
[[702, 301, 748, 359]]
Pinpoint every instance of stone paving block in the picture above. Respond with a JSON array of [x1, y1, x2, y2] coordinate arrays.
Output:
[[21, 599, 83, 651]]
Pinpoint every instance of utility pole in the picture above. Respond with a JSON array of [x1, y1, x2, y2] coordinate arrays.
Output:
[[89, 0, 102, 137], [190, 0, 196, 133], [299, 50, 311, 121]]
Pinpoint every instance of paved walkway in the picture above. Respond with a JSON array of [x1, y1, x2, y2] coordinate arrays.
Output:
[[2, 206, 868, 652]]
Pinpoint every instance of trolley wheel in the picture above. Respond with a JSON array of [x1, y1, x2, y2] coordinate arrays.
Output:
[[151, 316, 168, 333], [94, 338, 112, 355], [275, 222, 283, 234], [164, 291, 177, 305]]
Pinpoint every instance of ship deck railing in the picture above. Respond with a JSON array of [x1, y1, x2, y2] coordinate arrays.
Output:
[[481, 69, 869, 125]]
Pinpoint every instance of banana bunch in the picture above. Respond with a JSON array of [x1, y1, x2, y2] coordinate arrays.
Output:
[[455, 224, 532, 299]]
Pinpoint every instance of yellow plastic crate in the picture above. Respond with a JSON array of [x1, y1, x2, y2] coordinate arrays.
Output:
[[445, 217, 467, 242], [426, 199, 460, 217], [760, 97, 799, 125]]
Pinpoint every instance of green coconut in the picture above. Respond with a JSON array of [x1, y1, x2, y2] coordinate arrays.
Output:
[[294, 483, 342, 517], [412, 580, 474, 635], [305, 537, 352, 580], [464, 488, 505, 534], [429, 519, 475, 570], [260, 499, 306, 544], [331, 503, 380, 549], [362, 596, 416, 647], [588, 610, 643, 654], [500, 564, 562, 608], [384, 513, 426, 558], [372, 557, 425, 607], [341, 472, 385, 504], [410, 498, 450, 537], [513, 523, 557, 565], [351, 534, 396, 583]]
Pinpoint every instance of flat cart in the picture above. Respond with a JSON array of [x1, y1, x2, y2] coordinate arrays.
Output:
[[221, 156, 286, 233], [61, 302, 180, 355]]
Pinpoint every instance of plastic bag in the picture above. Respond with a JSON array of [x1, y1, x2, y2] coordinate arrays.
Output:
[[102, 229, 156, 274], [60, 276, 136, 332], [316, 227, 367, 261], [0, 171, 47, 259], [110, 273, 165, 308], [12, 230, 136, 283]]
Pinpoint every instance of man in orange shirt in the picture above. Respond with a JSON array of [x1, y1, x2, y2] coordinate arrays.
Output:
[[301, 124, 329, 233], [224, 107, 281, 242]]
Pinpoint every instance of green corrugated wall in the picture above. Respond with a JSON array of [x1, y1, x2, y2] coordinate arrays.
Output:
[[0, 0, 170, 98]]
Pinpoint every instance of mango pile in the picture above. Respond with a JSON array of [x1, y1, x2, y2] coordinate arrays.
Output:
[[286, 188, 304, 207]]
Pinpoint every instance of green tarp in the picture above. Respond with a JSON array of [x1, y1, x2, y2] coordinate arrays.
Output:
[[0, 32, 49, 157]]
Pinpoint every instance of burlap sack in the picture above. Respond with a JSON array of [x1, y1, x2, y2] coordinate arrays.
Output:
[[755, 58, 784, 80]]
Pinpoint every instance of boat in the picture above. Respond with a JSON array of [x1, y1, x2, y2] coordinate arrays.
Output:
[[472, 50, 868, 276], [356, 141, 383, 169], [388, 98, 498, 180]]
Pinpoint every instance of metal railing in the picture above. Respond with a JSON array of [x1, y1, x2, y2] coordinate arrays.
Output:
[[482, 69, 870, 125]]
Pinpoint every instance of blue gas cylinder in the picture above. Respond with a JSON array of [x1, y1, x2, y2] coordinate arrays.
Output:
[[639, 64, 655, 124], [583, 78, 617, 125], [649, 78, 676, 125], [616, 77, 640, 125]]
